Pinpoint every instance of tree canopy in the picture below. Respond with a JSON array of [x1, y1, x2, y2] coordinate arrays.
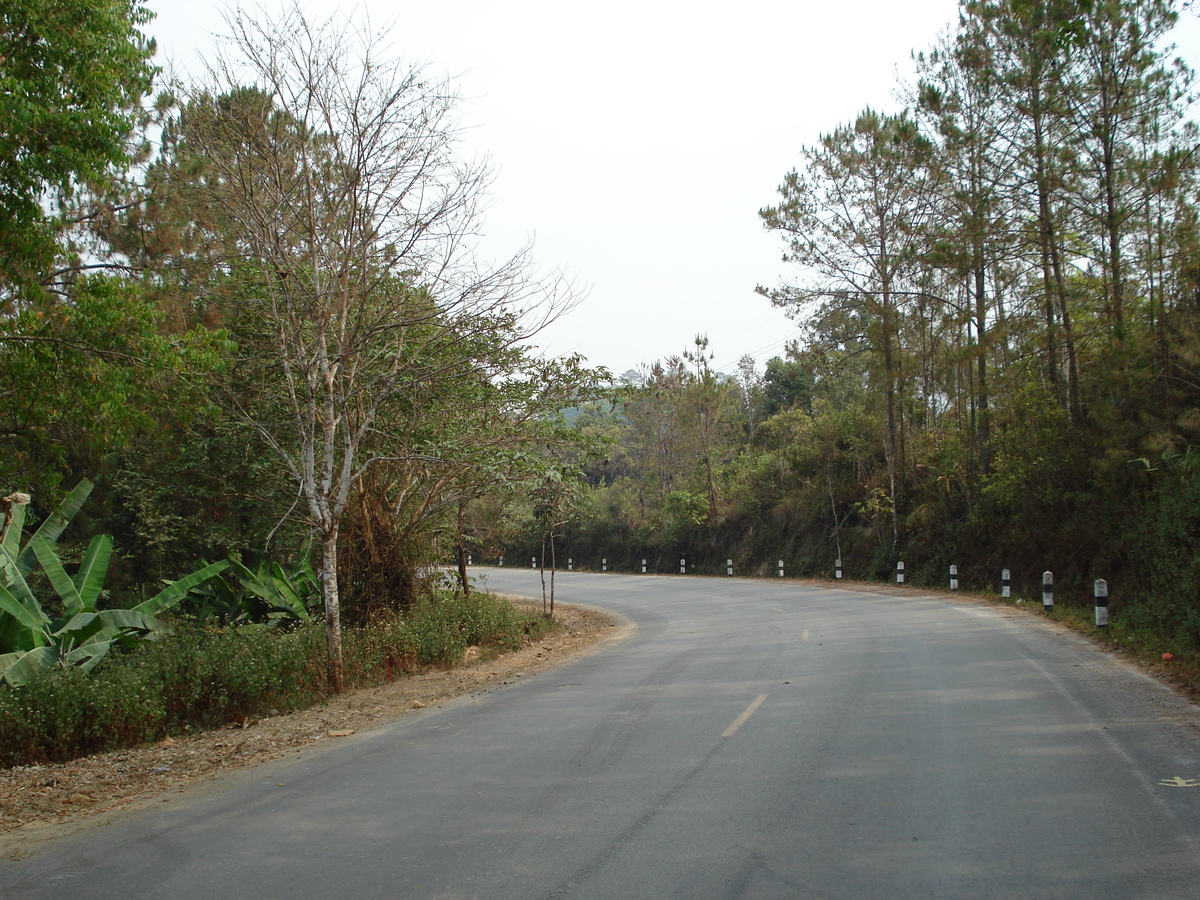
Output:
[[0, 0, 156, 300]]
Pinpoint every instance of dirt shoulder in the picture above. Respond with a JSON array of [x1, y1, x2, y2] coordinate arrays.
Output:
[[0, 601, 623, 856]]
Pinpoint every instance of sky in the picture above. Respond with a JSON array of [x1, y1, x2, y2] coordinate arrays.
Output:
[[145, 1, 1200, 378]]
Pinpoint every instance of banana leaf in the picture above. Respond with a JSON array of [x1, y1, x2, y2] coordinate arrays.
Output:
[[226, 557, 313, 622], [50, 609, 159, 643], [65, 641, 117, 674], [73, 534, 113, 609], [269, 562, 311, 620], [92, 608, 164, 635], [0, 580, 50, 638], [0, 544, 41, 612], [1, 645, 60, 686], [32, 539, 84, 616], [0, 651, 21, 679], [184, 572, 256, 625], [133, 560, 230, 617], [14, 479, 93, 578], [50, 611, 106, 643], [0, 502, 25, 583]]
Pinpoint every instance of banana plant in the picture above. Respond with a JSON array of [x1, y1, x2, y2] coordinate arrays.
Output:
[[187, 553, 318, 626], [228, 554, 318, 624], [0, 480, 228, 685]]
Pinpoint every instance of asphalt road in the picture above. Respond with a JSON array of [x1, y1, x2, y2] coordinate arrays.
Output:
[[5, 570, 1200, 899]]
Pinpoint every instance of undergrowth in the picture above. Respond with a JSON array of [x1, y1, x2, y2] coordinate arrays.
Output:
[[0, 590, 552, 768]]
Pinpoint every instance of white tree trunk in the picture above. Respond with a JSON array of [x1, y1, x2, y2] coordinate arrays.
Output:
[[320, 525, 344, 692]]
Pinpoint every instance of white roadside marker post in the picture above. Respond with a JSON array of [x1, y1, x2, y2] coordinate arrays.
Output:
[[897, 561, 905, 585], [531, 557, 536, 570], [568, 558, 573, 571], [727, 559, 734, 576], [499, 556, 504, 567], [1002, 568, 1011, 598], [680, 557, 686, 575], [778, 559, 784, 578], [1095, 579, 1109, 628], [1042, 571, 1054, 612], [602, 557, 607, 572], [642, 558, 647, 574], [835, 558, 842, 580], [950, 565, 959, 591]]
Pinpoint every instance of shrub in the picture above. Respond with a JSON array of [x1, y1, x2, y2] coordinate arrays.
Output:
[[0, 590, 542, 768]]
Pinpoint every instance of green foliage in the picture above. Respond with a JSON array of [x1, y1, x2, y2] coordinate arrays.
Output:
[[141, 621, 322, 730], [0, 589, 541, 767], [1122, 463, 1200, 641], [0, 0, 157, 298], [103, 413, 301, 591], [0, 479, 227, 685], [760, 356, 814, 417], [344, 589, 534, 683], [0, 2, 603, 696], [185, 553, 320, 626], [0, 276, 228, 498], [0, 621, 323, 766]]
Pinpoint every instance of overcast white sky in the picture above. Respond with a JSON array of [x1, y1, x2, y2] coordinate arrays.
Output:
[[146, 1, 1200, 378]]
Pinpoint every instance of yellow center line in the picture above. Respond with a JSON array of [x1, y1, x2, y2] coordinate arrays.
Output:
[[802, 629, 809, 640], [722, 694, 768, 737]]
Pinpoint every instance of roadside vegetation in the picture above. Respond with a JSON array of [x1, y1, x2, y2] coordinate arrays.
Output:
[[0, 2, 593, 768], [7, 0, 1200, 769], [486, 0, 1200, 691], [0, 587, 549, 768]]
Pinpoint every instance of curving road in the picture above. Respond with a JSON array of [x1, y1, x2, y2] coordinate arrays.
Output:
[[5, 570, 1200, 898]]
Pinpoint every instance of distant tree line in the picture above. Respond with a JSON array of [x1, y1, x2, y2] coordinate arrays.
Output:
[[493, 0, 1200, 645]]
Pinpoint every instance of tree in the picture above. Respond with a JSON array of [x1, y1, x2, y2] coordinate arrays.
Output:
[[1066, 0, 1183, 352], [531, 466, 583, 617], [176, 6, 573, 690], [913, 25, 1017, 478], [760, 354, 814, 418], [0, 0, 157, 302], [968, 0, 1088, 416], [761, 108, 936, 545], [354, 348, 605, 613]]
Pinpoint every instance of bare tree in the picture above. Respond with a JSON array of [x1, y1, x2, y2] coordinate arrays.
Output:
[[178, 5, 572, 690]]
